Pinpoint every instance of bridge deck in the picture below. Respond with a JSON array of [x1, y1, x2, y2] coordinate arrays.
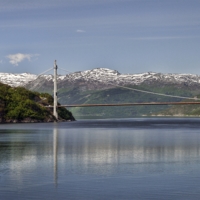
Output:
[[46, 102, 200, 108]]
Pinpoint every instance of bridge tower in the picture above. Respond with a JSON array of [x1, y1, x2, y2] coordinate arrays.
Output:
[[53, 60, 58, 120]]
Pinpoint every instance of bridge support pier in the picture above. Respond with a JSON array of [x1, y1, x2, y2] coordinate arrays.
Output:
[[53, 60, 58, 121]]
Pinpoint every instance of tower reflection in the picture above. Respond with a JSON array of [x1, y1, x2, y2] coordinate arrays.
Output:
[[53, 127, 58, 187]]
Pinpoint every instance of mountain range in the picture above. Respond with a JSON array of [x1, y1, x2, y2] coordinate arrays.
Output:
[[2, 68, 200, 89], [1, 68, 200, 118]]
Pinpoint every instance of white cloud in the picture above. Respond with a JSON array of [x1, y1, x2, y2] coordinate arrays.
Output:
[[76, 29, 86, 33], [6, 53, 39, 66]]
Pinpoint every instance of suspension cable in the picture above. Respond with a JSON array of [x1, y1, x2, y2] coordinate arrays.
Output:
[[37, 67, 53, 77], [58, 67, 72, 74], [107, 82, 200, 100]]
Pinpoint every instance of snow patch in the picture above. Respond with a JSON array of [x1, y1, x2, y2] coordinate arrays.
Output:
[[1, 68, 200, 88]]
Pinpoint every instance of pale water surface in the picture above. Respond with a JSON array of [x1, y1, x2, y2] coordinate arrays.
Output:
[[1, 118, 200, 199]]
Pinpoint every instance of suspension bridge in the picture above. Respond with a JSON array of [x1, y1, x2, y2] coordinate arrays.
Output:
[[39, 60, 200, 120]]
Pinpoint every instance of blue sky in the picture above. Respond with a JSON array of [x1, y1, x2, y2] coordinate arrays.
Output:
[[1, 0, 200, 75]]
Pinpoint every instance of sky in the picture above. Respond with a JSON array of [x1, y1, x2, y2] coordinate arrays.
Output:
[[1, 0, 200, 75]]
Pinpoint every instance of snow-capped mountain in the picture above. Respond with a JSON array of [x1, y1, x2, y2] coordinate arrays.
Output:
[[24, 68, 200, 92], [0, 72, 37, 87], [62, 68, 200, 86], [1, 68, 200, 89]]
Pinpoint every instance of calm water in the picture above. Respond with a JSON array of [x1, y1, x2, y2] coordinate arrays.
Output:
[[1, 118, 200, 199]]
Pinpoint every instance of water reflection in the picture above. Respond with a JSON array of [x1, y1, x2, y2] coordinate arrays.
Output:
[[53, 127, 58, 187], [54, 128, 200, 176], [1, 127, 200, 177], [1, 120, 200, 199]]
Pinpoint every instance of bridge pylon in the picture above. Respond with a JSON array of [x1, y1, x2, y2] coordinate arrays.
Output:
[[53, 60, 58, 121]]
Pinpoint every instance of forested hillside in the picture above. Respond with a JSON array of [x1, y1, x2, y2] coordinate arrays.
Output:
[[0, 83, 75, 123], [154, 97, 200, 116], [58, 84, 198, 118]]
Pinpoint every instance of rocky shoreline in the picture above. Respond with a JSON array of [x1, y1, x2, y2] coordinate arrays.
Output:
[[0, 117, 75, 123]]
